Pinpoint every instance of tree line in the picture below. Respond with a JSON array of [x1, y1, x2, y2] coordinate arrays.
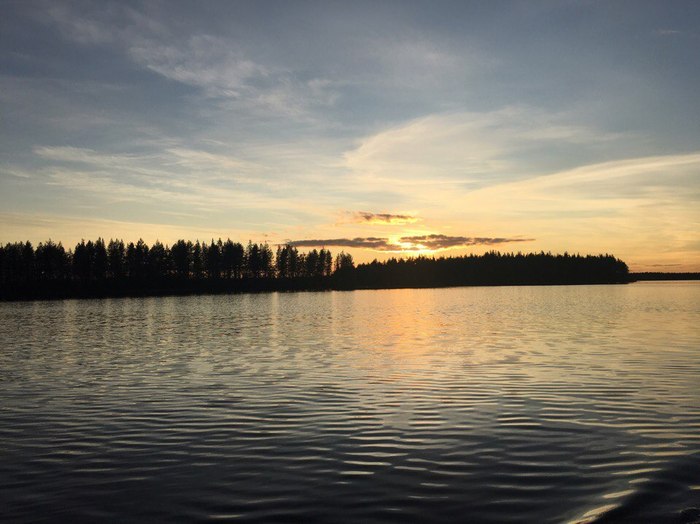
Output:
[[0, 239, 349, 283], [0, 238, 630, 300], [344, 251, 630, 289]]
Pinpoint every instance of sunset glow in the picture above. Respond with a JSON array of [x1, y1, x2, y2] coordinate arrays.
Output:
[[1, 2, 699, 271]]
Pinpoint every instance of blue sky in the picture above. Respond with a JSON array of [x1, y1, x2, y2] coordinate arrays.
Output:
[[2, 1, 699, 270]]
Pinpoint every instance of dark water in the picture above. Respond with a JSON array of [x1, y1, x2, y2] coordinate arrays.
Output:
[[1, 282, 699, 523]]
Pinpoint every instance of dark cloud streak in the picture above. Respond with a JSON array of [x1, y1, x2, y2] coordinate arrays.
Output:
[[401, 234, 535, 250], [288, 234, 534, 252], [352, 211, 418, 224], [288, 237, 391, 249]]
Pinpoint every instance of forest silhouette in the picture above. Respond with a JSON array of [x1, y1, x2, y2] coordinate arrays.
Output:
[[0, 238, 632, 300]]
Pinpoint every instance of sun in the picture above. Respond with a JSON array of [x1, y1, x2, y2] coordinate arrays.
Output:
[[390, 235, 434, 256]]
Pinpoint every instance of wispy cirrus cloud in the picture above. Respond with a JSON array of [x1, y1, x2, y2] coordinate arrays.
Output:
[[464, 152, 700, 209], [343, 106, 626, 187], [37, 4, 340, 119], [129, 36, 340, 117], [34, 144, 267, 185], [128, 35, 267, 98], [288, 234, 532, 252], [653, 29, 683, 37], [27, 144, 327, 225]]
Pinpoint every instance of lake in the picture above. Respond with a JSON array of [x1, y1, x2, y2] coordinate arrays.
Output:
[[1, 282, 699, 523]]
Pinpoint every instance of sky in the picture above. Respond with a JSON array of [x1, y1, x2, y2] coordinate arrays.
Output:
[[1, 1, 699, 271]]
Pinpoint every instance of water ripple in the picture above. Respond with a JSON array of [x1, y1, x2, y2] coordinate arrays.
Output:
[[1, 283, 699, 522]]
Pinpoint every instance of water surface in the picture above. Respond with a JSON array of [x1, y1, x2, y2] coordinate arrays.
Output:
[[1, 282, 699, 522]]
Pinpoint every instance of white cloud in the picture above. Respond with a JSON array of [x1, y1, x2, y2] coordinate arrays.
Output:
[[165, 147, 258, 172], [343, 107, 623, 184], [653, 29, 683, 37], [34, 145, 264, 183], [40, 2, 168, 46], [363, 37, 463, 86], [475, 153, 700, 202], [128, 35, 266, 97], [128, 34, 342, 119], [0, 166, 33, 179], [38, 3, 340, 120], [43, 4, 117, 45], [29, 145, 302, 214]]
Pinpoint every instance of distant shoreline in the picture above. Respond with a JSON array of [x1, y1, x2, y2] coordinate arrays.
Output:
[[630, 272, 700, 281], [6, 275, 700, 303], [2, 275, 641, 303]]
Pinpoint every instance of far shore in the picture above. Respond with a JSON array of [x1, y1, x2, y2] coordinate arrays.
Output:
[[2, 275, 698, 302], [630, 272, 700, 281]]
